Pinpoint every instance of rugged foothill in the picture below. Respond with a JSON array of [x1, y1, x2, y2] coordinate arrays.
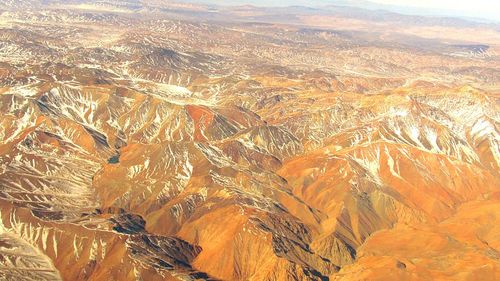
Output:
[[0, 1, 499, 281]]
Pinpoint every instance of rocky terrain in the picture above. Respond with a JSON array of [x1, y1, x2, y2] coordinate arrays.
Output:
[[0, 1, 499, 280]]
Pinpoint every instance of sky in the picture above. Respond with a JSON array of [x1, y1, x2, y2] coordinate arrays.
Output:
[[181, 0, 500, 21], [369, 0, 498, 20]]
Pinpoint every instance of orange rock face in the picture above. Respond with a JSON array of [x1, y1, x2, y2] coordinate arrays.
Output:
[[0, 1, 499, 281]]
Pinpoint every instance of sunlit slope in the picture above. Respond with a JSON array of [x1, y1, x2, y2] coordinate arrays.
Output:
[[0, 3, 499, 280]]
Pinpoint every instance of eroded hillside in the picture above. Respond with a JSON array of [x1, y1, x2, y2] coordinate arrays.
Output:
[[0, 1, 499, 280]]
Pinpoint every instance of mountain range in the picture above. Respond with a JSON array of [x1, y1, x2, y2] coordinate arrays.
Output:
[[0, 1, 499, 280]]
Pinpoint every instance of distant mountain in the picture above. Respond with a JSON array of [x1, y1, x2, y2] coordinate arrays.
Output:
[[176, 0, 500, 23]]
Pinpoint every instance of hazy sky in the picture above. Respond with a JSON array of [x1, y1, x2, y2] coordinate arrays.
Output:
[[184, 0, 499, 21], [370, 0, 497, 19]]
